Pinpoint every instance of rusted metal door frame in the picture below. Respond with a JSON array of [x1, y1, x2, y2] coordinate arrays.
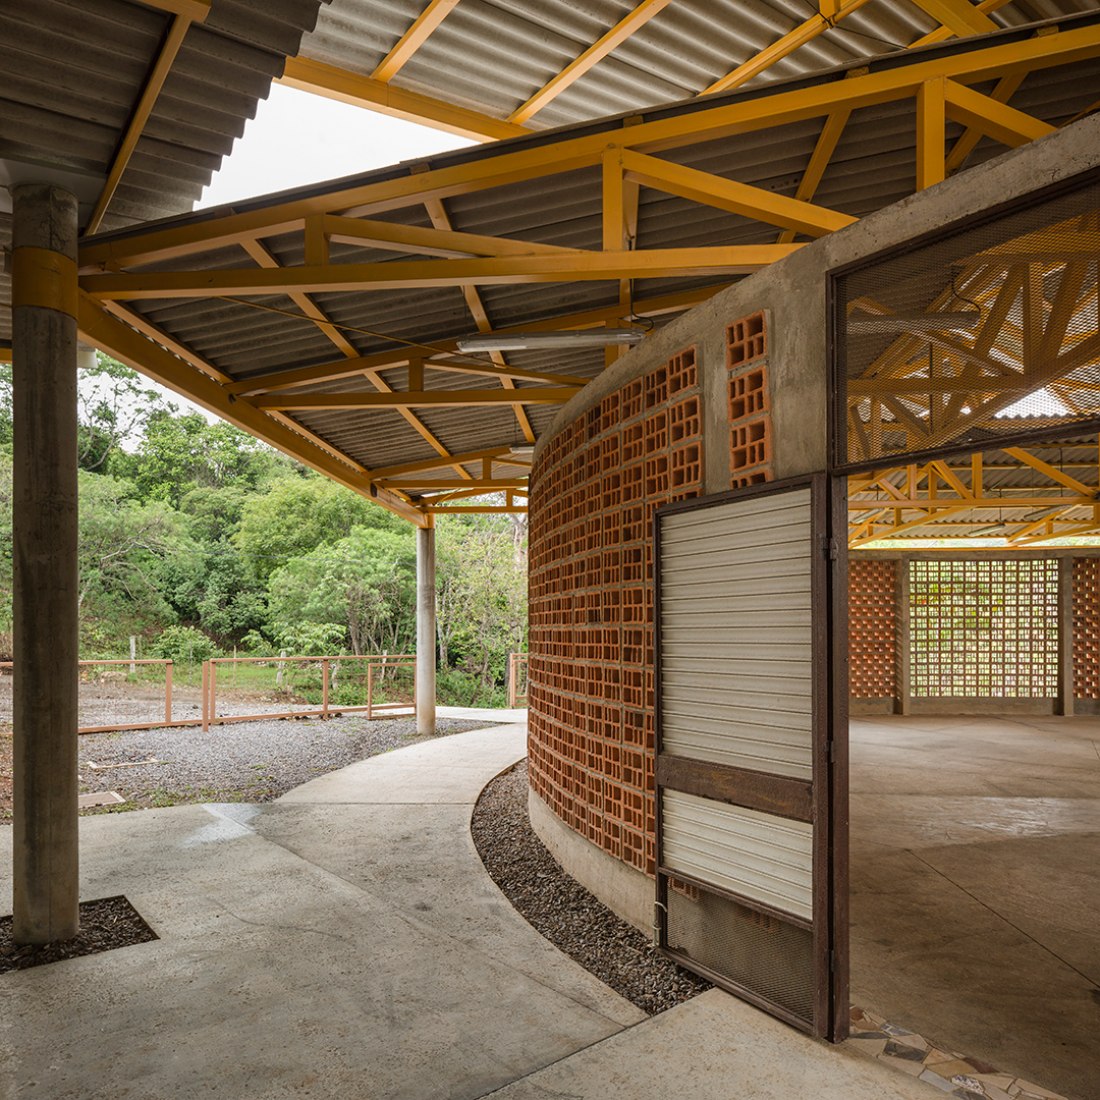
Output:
[[653, 473, 849, 1041]]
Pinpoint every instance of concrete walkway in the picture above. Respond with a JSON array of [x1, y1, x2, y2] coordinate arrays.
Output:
[[0, 719, 941, 1100]]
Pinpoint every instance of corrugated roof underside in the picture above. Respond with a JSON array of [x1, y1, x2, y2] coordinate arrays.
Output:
[[107, 51, 1100, 476], [2, 0, 328, 230], [300, 0, 1100, 129]]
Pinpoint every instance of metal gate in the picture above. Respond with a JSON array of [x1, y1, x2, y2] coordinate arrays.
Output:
[[653, 474, 847, 1040]]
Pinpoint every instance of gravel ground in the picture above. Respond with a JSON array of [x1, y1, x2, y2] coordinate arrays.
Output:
[[0, 714, 485, 823], [472, 760, 710, 1016], [0, 896, 157, 973]]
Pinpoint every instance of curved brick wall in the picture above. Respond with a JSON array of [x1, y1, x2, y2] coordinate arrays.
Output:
[[527, 348, 702, 877], [528, 318, 776, 879]]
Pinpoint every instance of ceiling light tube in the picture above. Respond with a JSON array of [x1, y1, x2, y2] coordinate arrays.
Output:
[[456, 328, 646, 352]]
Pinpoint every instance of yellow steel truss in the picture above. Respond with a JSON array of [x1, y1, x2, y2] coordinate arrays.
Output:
[[849, 442, 1100, 547], [75, 24, 1100, 524]]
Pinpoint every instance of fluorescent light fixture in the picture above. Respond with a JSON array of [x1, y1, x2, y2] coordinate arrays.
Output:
[[507, 445, 535, 461], [848, 309, 980, 335], [456, 328, 646, 352]]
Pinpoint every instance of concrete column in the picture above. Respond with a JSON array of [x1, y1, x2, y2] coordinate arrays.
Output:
[[1057, 556, 1075, 717], [416, 522, 437, 736], [10, 183, 81, 944], [895, 558, 911, 716]]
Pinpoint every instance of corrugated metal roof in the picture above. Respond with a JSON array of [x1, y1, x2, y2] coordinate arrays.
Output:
[[299, 0, 1100, 130], [1, 0, 328, 230], [7, 3, 1100, 519], [87, 27, 1100, 486]]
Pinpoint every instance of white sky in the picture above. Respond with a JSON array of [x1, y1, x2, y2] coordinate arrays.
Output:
[[147, 85, 472, 420], [196, 83, 472, 209]]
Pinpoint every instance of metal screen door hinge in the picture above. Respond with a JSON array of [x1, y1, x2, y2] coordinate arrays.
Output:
[[822, 536, 839, 561]]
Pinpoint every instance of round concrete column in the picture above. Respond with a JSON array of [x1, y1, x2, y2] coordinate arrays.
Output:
[[416, 522, 437, 737], [11, 183, 81, 944]]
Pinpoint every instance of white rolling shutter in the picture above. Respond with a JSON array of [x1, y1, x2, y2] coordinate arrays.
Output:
[[659, 489, 814, 780]]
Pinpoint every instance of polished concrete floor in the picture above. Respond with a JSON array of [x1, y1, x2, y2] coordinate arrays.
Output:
[[850, 714, 1100, 1100]]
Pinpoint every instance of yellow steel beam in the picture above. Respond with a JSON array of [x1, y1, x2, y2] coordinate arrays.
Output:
[[279, 56, 529, 142], [424, 197, 536, 443], [424, 504, 528, 514], [238, 238, 470, 482], [850, 505, 972, 546], [602, 146, 629, 369], [377, 477, 527, 490], [322, 214, 581, 258], [76, 294, 426, 526], [251, 388, 579, 410], [372, 0, 461, 83], [226, 349, 587, 396], [82, 25, 1100, 272], [916, 76, 947, 190], [223, 284, 718, 396], [81, 246, 801, 299], [945, 72, 1023, 173], [910, 0, 1014, 47], [777, 107, 852, 244], [1002, 446, 1097, 498], [849, 494, 1097, 510], [943, 78, 1055, 149], [508, 0, 675, 124], [703, 0, 874, 95], [909, 0, 998, 38], [419, 485, 520, 504], [621, 148, 856, 237], [85, 14, 194, 234], [369, 447, 515, 481]]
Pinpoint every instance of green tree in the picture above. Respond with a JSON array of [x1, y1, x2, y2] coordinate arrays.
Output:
[[265, 526, 415, 655], [436, 512, 527, 688], [116, 411, 286, 506], [77, 355, 169, 471], [77, 472, 199, 649], [237, 475, 404, 583]]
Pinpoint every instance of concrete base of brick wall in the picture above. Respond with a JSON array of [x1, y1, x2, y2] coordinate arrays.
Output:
[[528, 787, 652, 935], [850, 697, 896, 715]]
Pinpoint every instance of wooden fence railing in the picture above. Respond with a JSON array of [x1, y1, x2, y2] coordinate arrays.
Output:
[[508, 652, 529, 709], [0, 653, 416, 736]]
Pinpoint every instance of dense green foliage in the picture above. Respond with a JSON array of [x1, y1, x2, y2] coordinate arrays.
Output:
[[0, 356, 527, 704]]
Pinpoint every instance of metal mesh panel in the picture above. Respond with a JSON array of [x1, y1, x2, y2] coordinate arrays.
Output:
[[910, 559, 1058, 698], [835, 173, 1100, 467], [666, 882, 814, 1023]]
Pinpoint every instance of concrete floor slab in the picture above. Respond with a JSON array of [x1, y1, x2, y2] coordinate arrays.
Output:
[[851, 715, 1100, 1100], [0, 723, 636, 1100], [488, 990, 942, 1100], [0, 713, 993, 1100], [276, 723, 527, 804]]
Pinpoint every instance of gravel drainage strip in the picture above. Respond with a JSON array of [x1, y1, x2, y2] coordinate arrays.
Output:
[[472, 760, 710, 1016]]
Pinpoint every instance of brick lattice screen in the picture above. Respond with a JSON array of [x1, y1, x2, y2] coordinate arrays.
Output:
[[910, 559, 1059, 698], [1073, 557, 1100, 699], [848, 559, 898, 699], [727, 311, 774, 487], [528, 347, 703, 877]]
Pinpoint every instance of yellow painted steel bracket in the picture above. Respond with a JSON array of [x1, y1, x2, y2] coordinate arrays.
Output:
[[11, 248, 78, 317]]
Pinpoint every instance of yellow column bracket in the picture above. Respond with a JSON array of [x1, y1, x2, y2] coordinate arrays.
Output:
[[11, 247, 79, 318]]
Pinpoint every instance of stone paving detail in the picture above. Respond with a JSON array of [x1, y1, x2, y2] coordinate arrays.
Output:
[[850, 1007, 1068, 1100]]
